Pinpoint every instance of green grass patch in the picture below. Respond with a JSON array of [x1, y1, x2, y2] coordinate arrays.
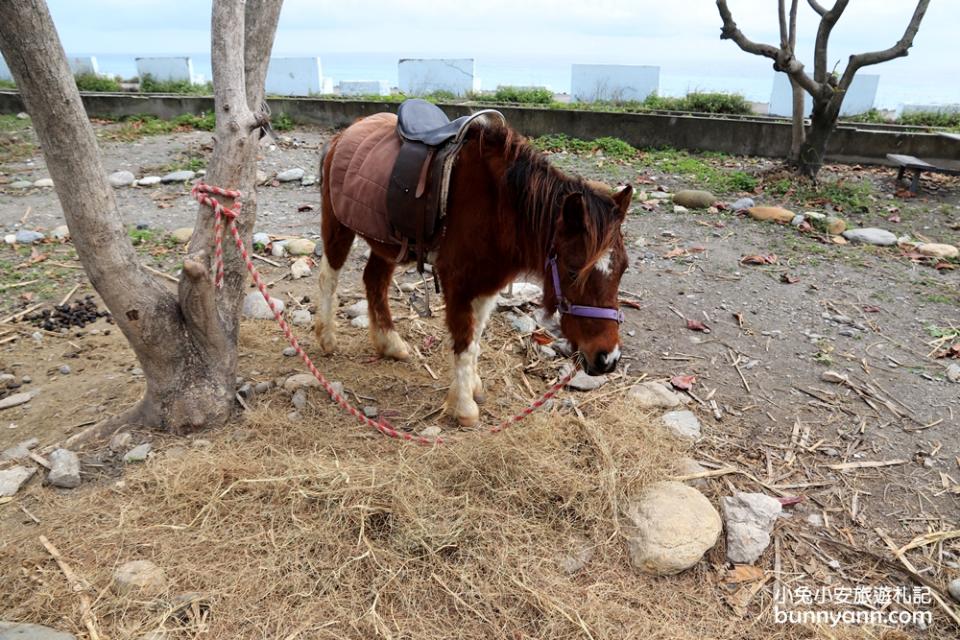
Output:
[[898, 110, 960, 131], [0, 114, 30, 133], [75, 73, 122, 92], [763, 176, 874, 212], [272, 112, 294, 131], [531, 134, 638, 161], [638, 147, 756, 194], [0, 79, 16, 90], [0, 114, 35, 165], [640, 92, 752, 115], [104, 113, 216, 141], [140, 74, 213, 95], [472, 86, 553, 105]]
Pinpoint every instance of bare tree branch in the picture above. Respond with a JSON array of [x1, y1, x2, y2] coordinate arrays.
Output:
[[813, 0, 848, 84], [788, 0, 799, 49], [839, 0, 930, 89], [716, 0, 822, 96], [778, 0, 789, 49], [807, 0, 828, 17]]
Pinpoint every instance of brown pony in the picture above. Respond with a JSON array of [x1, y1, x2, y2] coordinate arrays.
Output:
[[316, 117, 632, 427]]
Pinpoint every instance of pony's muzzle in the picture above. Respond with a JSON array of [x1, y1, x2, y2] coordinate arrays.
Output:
[[584, 346, 620, 376]]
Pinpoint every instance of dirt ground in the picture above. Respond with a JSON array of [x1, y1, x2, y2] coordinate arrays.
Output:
[[1, 118, 959, 638]]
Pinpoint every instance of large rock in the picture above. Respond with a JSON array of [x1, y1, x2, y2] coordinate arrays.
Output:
[[47, 448, 81, 489], [721, 492, 782, 564], [660, 410, 701, 441], [343, 299, 368, 319], [124, 443, 152, 463], [916, 243, 959, 259], [564, 368, 607, 391], [276, 168, 305, 182], [242, 292, 284, 320], [730, 197, 755, 211], [113, 560, 168, 597], [14, 230, 44, 244], [0, 466, 36, 497], [0, 391, 36, 410], [623, 481, 722, 575], [291, 309, 312, 326], [747, 206, 795, 223], [672, 190, 716, 209], [842, 228, 897, 246], [160, 170, 196, 183], [285, 238, 316, 255], [290, 257, 311, 279], [108, 170, 136, 187], [627, 381, 682, 409], [0, 622, 76, 640], [169, 227, 193, 244]]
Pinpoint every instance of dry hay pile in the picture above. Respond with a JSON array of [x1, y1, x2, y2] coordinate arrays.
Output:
[[0, 318, 919, 640]]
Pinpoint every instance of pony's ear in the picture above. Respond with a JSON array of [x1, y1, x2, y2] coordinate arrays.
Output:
[[559, 192, 586, 234], [611, 184, 633, 220]]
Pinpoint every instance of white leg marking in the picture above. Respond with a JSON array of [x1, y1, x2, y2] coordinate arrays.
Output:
[[315, 255, 341, 353], [594, 248, 613, 276], [446, 349, 480, 427], [372, 326, 410, 361], [469, 295, 496, 400]]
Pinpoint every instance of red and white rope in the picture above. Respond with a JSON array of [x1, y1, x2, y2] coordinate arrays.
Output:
[[192, 182, 576, 444]]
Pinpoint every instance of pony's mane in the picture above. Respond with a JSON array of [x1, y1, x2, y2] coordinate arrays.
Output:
[[473, 122, 620, 281]]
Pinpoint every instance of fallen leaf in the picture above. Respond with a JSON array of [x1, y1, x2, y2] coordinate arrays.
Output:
[[780, 273, 799, 284], [776, 496, 804, 507], [862, 305, 881, 313], [531, 330, 553, 345], [740, 254, 778, 265], [297, 204, 314, 212], [686, 318, 711, 333], [724, 565, 765, 584], [619, 299, 641, 310], [934, 261, 956, 271], [671, 374, 696, 390], [733, 311, 744, 328], [887, 213, 901, 223]]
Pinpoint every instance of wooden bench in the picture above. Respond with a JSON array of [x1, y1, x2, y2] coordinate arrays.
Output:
[[886, 153, 960, 193]]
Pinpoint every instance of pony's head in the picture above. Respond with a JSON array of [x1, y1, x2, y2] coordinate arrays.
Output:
[[547, 183, 632, 376]]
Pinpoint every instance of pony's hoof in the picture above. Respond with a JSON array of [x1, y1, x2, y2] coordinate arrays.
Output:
[[315, 327, 337, 354], [374, 330, 411, 361], [456, 411, 480, 428]]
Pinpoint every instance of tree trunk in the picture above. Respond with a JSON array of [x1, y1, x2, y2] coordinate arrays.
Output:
[[797, 97, 839, 178], [788, 77, 806, 162], [0, 0, 282, 441]]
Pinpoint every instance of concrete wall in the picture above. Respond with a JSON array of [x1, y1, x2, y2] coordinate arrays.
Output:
[[135, 57, 200, 84], [339, 80, 390, 97], [68, 57, 99, 76], [769, 72, 879, 116], [265, 57, 329, 96], [398, 59, 476, 96], [1, 90, 953, 163], [571, 64, 659, 103]]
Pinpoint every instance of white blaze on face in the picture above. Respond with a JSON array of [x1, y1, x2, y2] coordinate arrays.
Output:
[[603, 345, 621, 367], [594, 248, 613, 276]]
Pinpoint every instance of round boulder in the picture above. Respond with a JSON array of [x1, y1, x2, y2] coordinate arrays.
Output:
[[916, 243, 959, 259], [747, 206, 795, 223], [672, 190, 716, 209], [623, 480, 722, 575]]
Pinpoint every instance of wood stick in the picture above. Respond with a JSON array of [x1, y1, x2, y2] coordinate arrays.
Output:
[[39, 535, 102, 640], [252, 253, 282, 267], [825, 459, 909, 472], [58, 283, 80, 306], [143, 264, 179, 283], [0, 279, 39, 291]]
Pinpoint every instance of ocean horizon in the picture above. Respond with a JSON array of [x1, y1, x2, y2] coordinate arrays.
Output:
[[75, 52, 960, 111]]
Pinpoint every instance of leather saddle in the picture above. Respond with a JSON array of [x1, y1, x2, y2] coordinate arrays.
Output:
[[387, 99, 504, 273]]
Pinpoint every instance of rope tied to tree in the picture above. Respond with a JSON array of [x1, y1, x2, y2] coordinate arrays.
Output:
[[191, 182, 577, 445]]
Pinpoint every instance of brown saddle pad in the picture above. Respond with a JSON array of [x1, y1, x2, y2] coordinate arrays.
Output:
[[327, 112, 401, 245]]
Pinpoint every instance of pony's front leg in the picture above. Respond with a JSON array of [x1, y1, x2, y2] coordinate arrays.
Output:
[[443, 296, 480, 427], [469, 295, 496, 405]]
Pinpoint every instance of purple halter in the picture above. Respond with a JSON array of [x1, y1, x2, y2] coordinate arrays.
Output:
[[546, 254, 624, 324]]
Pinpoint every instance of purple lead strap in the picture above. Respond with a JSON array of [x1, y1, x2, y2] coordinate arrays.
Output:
[[546, 255, 624, 323]]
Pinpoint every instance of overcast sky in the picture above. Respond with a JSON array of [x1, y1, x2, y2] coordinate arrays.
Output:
[[46, 1, 957, 86]]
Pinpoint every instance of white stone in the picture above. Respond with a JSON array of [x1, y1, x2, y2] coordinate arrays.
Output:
[[291, 309, 312, 326], [33, 178, 54, 188], [271, 241, 288, 257], [946, 363, 960, 383], [623, 481, 721, 575], [160, 170, 196, 183], [108, 170, 136, 187], [673, 205, 689, 214], [290, 257, 311, 279], [564, 368, 607, 391], [169, 227, 193, 244], [0, 391, 35, 410], [420, 425, 443, 438], [276, 168, 305, 182], [916, 243, 959, 259], [47, 448, 81, 489], [948, 578, 960, 603], [0, 465, 36, 497], [123, 443, 152, 463], [50, 225, 70, 240], [507, 312, 537, 333], [842, 228, 897, 246], [660, 410, 701, 441], [676, 457, 709, 488], [242, 292, 284, 320], [627, 381, 682, 409], [0, 622, 76, 640], [2, 437, 38, 461], [285, 238, 315, 255], [350, 315, 370, 329], [283, 373, 321, 392], [721, 492, 782, 564], [496, 282, 543, 308], [343, 299, 369, 319], [113, 560, 168, 597], [137, 176, 162, 186]]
